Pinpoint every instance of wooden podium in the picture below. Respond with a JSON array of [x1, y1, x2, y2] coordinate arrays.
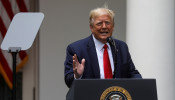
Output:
[[66, 79, 158, 100]]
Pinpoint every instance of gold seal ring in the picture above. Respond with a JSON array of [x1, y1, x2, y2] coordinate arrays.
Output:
[[100, 86, 132, 100]]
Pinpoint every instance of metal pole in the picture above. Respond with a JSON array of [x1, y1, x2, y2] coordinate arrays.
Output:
[[12, 52, 17, 100]]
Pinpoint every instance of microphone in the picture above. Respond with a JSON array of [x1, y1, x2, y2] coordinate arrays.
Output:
[[106, 37, 113, 45], [106, 37, 117, 53], [106, 37, 117, 78]]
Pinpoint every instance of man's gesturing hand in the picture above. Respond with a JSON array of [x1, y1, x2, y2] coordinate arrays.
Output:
[[73, 54, 85, 79]]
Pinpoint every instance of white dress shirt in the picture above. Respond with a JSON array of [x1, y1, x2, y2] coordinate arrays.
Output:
[[92, 35, 114, 79]]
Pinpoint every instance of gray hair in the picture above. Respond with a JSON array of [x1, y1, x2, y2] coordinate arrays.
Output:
[[89, 8, 115, 26]]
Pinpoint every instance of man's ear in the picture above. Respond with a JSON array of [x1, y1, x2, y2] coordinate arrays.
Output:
[[90, 24, 93, 31], [90, 24, 93, 28]]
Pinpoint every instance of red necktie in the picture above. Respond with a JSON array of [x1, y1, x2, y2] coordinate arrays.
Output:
[[103, 44, 112, 78]]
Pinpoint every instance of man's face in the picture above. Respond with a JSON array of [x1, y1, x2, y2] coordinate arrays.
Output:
[[90, 14, 114, 43]]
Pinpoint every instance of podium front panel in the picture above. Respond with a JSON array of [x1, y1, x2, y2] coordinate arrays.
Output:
[[66, 79, 157, 100]]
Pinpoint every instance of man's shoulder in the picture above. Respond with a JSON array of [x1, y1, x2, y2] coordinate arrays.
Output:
[[69, 35, 91, 47], [114, 38, 127, 45], [113, 38, 128, 49]]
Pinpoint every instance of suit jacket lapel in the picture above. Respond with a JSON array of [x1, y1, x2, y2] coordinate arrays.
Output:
[[87, 35, 100, 78]]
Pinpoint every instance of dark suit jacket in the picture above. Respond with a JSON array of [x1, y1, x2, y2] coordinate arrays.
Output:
[[64, 35, 142, 88]]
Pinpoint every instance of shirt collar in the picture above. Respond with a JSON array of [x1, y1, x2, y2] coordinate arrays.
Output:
[[92, 34, 111, 51]]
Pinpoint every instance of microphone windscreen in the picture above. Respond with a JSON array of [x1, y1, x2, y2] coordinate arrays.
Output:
[[106, 37, 113, 43]]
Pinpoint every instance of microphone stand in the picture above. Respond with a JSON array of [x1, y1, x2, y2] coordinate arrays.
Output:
[[107, 37, 118, 78], [112, 40, 118, 78]]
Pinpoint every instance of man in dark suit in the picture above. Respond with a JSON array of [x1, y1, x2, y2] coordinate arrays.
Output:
[[64, 8, 142, 88]]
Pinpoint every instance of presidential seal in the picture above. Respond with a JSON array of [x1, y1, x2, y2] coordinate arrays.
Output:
[[100, 86, 132, 100]]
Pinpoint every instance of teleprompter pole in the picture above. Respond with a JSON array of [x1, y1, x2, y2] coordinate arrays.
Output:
[[8, 47, 21, 100]]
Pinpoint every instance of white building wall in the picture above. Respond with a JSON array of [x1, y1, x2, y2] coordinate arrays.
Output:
[[126, 0, 175, 100]]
